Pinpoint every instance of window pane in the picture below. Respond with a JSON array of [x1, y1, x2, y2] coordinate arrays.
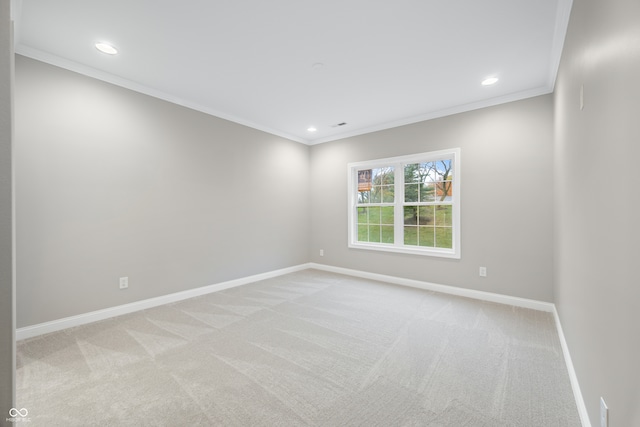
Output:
[[435, 159, 453, 181], [420, 183, 436, 202], [371, 187, 382, 203], [369, 207, 381, 223], [369, 225, 381, 243], [435, 227, 453, 249], [373, 167, 395, 185], [358, 207, 368, 223], [357, 225, 368, 241], [435, 205, 452, 226], [381, 226, 394, 243], [381, 185, 394, 202], [404, 163, 420, 184], [405, 184, 419, 202], [419, 226, 435, 247], [381, 207, 394, 224], [357, 169, 373, 192], [404, 206, 417, 225], [418, 206, 434, 225], [357, 190, 371, 204], [422, 162, 437, 181], [404, 226, 417, 245], [435, 181, 453, 202]]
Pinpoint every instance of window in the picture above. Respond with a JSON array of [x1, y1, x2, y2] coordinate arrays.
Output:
[[348, 148, 460, 258]]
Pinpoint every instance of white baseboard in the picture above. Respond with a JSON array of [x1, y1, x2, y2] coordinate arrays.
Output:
[[16, 262, 552, 340], [16, 263, 312, 341], [552, 306, 592, 427], [16, 261, 589, 427], [308, 263, 555, 312]]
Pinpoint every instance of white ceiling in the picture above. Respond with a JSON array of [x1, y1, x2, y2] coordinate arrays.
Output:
[[12, 0, 573, 145]]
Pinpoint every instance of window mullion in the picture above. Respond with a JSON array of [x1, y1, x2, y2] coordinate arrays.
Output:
[[394, 162, 404, 246]]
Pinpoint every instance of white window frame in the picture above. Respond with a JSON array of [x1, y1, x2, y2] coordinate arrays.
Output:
[[347, 148, 461, 259]]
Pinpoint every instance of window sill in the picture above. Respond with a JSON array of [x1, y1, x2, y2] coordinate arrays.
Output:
[[348, 242, 460, 259]]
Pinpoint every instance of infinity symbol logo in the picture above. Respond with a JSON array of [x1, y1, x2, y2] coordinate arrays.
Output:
[[9, 407, 28, 417]]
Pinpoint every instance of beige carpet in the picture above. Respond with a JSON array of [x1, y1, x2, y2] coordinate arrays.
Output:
[[17, 269, 581, 426]]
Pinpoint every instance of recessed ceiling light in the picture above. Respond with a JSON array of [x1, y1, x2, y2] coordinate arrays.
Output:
[[482, 77, 499, 86], [95, 42, 118, 55], [307, 127, 317, 132]]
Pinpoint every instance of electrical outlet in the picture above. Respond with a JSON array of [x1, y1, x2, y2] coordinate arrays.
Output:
[[319, 249, 324, 257], [119, 277, 128, 289], [479, 267, 487, 277], [600, 397, 608, 427]]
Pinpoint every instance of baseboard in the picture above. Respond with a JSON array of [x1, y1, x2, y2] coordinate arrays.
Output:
[[552, 307, 592, 427], [16, 263, 312, 341], [308, 263, 555, 312], [17, 262, 553, 341], [16, 261, 588, 425]]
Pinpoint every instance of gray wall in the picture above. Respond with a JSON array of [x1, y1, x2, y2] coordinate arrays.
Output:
[[310, 95, 554, 302], [553, 0, 640, 425], [0, 0, 15, 421], [15, 56, 310, 327]]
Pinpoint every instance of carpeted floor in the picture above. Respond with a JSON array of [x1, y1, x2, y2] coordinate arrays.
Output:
[[16, 269, 581, 426]]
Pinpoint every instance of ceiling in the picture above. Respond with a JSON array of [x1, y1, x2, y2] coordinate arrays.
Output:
[[12, 0, 573, 145]]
